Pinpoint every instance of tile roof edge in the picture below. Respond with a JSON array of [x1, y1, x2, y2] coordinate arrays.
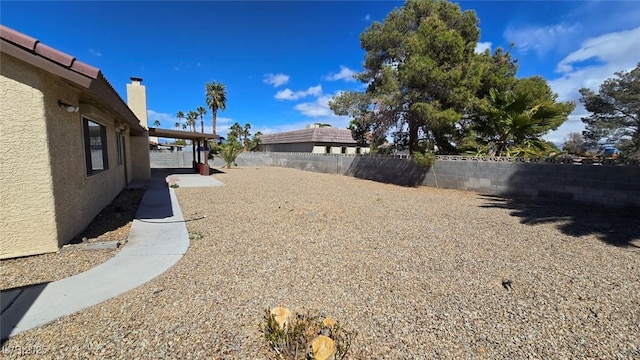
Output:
[[0, 24, 99, 79]]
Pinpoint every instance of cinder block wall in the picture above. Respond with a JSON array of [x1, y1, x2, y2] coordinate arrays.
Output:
[[150, 151, 193, 168], [153, 151, 640, 208]]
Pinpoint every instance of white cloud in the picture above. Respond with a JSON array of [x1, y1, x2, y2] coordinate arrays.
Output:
[[555, 27, 640, 74], [294, 95, 334, 117], [263, 73, 290, 87], [364, 14, 371, 21], [89, 48, 102, 57], [474, 41, 492, 54], [504, 23, 578, 57], [292, 93, 350, 126], [544, 26, 640, 145], [324, 66, 357, 82], [549, 26, 640, 101], [275, 85, 322, 100]]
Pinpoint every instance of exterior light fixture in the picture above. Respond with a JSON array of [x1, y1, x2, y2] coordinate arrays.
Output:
[[58, 100, 79, 113]]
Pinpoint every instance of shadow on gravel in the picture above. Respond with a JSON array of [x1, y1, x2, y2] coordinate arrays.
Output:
[[480, 195, 640, 248], [1, 282, 49, 343]]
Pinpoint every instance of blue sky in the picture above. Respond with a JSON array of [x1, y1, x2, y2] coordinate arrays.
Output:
[[2, 1, 639, 145]]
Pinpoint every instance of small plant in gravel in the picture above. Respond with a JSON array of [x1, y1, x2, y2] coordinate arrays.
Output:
[[189, 231, 204, 241], [170, 183, 179, 188], [260, 307, 352, 360]]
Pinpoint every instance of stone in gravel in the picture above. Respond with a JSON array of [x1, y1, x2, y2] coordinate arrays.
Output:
[[270, 307, 292, 330], [322, 318, 337, 328], [502, 278, 513, 290], [310, 335, 336, 360]]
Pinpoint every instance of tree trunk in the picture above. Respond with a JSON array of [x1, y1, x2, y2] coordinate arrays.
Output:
[[212, 108, 217, 136], [408, 120, 419, 155]]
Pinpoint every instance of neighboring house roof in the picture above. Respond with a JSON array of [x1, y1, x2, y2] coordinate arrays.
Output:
[[259, 127, 357, 145], [0, 25, 146, 135]]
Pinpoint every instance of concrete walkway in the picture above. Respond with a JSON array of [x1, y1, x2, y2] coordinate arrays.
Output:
[[1, 169, 223, 340]]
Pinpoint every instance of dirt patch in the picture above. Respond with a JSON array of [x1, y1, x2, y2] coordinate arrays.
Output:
[[71, 188, 145, 245]]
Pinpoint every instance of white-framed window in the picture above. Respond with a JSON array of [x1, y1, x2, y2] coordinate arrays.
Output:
[[83, 117, 109, 175], [116, 130, 123, 165]]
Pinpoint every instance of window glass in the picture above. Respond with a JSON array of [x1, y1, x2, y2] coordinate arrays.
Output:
[[116, 131, 123, 165], [84, 118, 108, 175]]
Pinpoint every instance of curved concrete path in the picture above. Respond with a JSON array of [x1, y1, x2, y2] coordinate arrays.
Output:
[[1, 169, 222, 340]]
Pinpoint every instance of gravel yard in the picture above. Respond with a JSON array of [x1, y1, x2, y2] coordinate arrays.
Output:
[[2, 166, 639, 359]]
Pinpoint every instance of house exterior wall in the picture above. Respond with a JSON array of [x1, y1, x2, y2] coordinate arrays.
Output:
[[0, 55, 59, 258], [263, 143, 370, 154], [51, 102, 127, 247], [312, 145, 327, 154], [130, 135, 151, 180], [262, 142, 314, 152], [0, 54, 146, 259]]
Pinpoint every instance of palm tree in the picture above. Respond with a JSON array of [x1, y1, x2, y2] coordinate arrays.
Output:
[[242, 123, 252, 150], [474, 87, 571, 157], [187, 111, 198, 132], [229, 122, 243, 140], [197, 106, 207, 133], [176, 111, 185, 130], [217, 138, 243, 169], [205, 81, 227, 136], [153, 119, 161, 127], [250, 131, 263, 151], [174, 121, 180, 129]]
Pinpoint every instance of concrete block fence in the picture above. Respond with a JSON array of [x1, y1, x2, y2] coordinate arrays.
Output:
[[151, 151, 640, 208]]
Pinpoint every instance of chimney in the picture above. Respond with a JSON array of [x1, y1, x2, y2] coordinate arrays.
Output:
[[126, 77, 148, 129]]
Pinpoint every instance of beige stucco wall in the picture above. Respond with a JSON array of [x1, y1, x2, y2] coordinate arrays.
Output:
[[52, 102, 127, 247], [130, 134, 151, 180], [126, 80, 147, 127], [126, 79, 152, 178], [312, 145, 327, 154], [0, 55, 59, 259], [0, 54, 143, 259]]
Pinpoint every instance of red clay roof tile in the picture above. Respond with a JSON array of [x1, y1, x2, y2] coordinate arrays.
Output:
[[70, 60, 99, 79], [1, 24, 99, 79], [0, 25, 38, 50], [0, 24, 145, 134], [34, 43, 75, 67]]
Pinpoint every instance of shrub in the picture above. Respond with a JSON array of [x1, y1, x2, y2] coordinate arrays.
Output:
[[259, 307, 352, 360], [412, 151, 435, 167]]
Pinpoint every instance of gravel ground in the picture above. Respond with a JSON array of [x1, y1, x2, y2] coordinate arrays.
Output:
[[2, 166, 639, 359], [0, 189, 144, 291]]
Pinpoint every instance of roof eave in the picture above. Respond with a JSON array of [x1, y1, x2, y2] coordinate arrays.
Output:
[[1, 34, 145, 135]]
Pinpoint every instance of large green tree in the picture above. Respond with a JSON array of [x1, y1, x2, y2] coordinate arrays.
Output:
[[472, 76, 575, 157], [205, 81, 228, 136], [579, 63, 640, 159], [330, 0, 517, 154]]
